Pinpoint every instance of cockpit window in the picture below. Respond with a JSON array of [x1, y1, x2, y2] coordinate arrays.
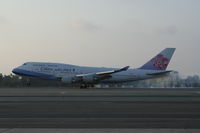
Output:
[[23, 63, 27, 65]]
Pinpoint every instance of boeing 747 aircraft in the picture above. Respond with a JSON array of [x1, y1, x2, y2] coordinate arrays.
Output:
[[12, 48, 176, 88]]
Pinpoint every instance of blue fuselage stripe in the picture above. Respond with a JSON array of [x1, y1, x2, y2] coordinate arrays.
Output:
[[12, 69, 57, 80]]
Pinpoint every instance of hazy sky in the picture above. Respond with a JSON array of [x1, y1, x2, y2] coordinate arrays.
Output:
[[0, 0, 200, 75]]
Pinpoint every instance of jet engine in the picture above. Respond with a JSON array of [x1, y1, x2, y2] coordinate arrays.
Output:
[[61, 74, 99, 84], [81, 74, 98, 83], [61, 77, 75, 84]]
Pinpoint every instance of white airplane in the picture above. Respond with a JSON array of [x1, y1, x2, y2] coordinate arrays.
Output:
[[12, 48, 176, 88]]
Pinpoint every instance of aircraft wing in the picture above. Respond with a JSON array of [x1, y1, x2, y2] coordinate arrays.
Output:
[[95, 66, 130, 75], [74, 66, 130, 83]]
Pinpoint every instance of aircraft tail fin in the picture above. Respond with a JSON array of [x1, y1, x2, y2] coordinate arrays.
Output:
[[140, 48, 176, 70]]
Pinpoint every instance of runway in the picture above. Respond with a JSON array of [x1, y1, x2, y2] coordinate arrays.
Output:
[[0, 88, 200, 128]]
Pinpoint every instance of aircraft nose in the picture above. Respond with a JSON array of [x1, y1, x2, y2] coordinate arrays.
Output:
[[12, 68, 19, 74]]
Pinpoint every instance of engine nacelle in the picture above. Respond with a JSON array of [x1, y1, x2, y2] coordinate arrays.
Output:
[[81, 74, 97, 83], [61, 74, 98, 84], [61, 77, 74, 84]]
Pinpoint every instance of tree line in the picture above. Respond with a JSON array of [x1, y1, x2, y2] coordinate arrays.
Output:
[[0, 74, 68, 87], [119, 72, 200, 88], [0, 72, 199, 88]]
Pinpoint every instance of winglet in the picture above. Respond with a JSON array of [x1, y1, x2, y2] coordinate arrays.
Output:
[[121, 66, 130, 71], [115, 66, 129, 72]]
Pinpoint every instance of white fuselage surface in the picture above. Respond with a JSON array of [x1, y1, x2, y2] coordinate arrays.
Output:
[[13, 62, 164, 83]]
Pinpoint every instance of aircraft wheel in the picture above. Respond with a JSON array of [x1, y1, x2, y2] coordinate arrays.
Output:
[[80, 84, 95, 89], [26, 78, 31, 86], [80, 84, 88, 89]]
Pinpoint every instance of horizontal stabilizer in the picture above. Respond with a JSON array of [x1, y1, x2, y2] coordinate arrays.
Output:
[[146, 70, 172, 76]]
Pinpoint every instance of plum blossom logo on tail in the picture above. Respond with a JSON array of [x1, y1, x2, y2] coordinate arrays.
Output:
[[151, 54, 169, 69]]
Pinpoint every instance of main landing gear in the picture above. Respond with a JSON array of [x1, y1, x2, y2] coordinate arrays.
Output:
[[80, 84, 95, 89], [26, 78, 31, 86]]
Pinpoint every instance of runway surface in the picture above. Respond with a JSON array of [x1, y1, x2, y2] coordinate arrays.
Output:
[[0, 87, 200, 128]]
